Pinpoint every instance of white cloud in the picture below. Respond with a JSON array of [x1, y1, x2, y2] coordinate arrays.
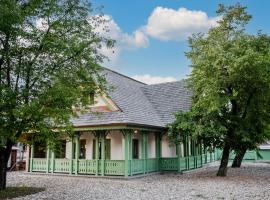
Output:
[[91, 15, 149, 65], [143, 7, 220, 41], [132, 74, 177, 85]]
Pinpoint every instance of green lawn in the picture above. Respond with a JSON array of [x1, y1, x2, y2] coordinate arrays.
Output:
[[0, 186, 45, 200]]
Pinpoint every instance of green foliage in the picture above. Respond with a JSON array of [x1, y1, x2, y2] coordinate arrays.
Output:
[[0, 0, 112, 147], [169, 4, 270, 153]]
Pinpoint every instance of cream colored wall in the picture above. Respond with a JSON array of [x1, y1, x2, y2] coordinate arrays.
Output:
[[148, 133, 156, 158], [161, 134, 176, 157], [94, 95, 107, 107], [65, 131, 124, 160], [107, 130, 123, 160], [80, 132, 95, 159]]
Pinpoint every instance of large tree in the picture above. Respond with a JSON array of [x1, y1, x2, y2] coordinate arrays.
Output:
[[0, 0, 112, 190], [169, 4, 270, 176]]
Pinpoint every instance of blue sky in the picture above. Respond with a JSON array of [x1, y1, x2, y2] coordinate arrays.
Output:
[[92, 0, 270, 84]]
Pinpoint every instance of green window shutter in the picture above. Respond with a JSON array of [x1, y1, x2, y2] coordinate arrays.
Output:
[[105, 139, 111, 160], [93, 139, 96, 159]]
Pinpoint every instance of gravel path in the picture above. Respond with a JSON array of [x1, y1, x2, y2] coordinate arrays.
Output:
[[7, 162, 270, 200]]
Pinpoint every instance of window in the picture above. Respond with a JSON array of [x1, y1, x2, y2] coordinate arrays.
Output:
[[55, 140, 66, 158], [33, 141, 46, 158], [89, 93, 95, 105], [93, 139, 111, 159], [80, 139, 86, 159], [132, 139, 139, 159], [72, 139, 86, 159]]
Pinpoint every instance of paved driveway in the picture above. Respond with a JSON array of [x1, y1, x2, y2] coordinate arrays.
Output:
[[8, 163, 270, 200]]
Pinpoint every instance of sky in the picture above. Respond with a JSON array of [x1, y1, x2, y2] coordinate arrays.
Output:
[[91, 0, 270, 84]]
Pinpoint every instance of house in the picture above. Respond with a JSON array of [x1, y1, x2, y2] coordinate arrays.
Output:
[[27, 68, 216, 177], [8, 143, 27, 171]]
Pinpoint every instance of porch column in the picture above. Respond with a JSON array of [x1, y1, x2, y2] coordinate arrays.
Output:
[[46, 142, 50, 173], [94, 132, 100, 176], [69, 137, 74, 174], [141, 131, 148, 174], [29, 144, 34, 172], [186, 135, 190, 169], [51, 148, 55, 173], [75, 134, 80, 174], [176, 142, 181, 173], [100, 131, 106, 176], [155, 132, 162, 171], [123, 130, 132, 177]]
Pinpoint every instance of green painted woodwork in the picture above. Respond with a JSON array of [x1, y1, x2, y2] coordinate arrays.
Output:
[[46, 145, 50, 173], [123, 129, 132, 177], [51, 151, 55, 173], [104, 160, 125, 175], [74, 125, 161, 133], [95, 134, 99, 176], [155, 132, 162, 171], [32, 158, 47, 172], [258, 150, 270, 160], [69, 137, 74, 174], [54, 159, 70, 173], [146, 158, 158, 172], [141, 131, 148, 174], [78, 159, 97, 174], [100, 132, 105, 176], [160, 157, 178, 171], [132, 159, 144, 175], [32, 154, 212, 176], [30, 144, 34, 172], [176, 143, 181, 172], [75, 135, 80, 174]]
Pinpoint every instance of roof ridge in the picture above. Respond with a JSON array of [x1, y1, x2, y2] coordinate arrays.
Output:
[[102, 67, 147, 85]]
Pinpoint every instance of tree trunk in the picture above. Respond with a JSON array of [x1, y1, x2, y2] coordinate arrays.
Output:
[[0, 141, 13, 191], [216, 143, 230, 177], [231, 148, 246, 168]]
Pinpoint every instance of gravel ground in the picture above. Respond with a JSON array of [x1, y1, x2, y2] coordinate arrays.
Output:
[[7, 162, 270, 200]]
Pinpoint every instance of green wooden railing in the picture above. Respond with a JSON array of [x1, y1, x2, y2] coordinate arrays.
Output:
[[32, 158, 47, 172], [160, 157, 178, 171], [132, 159, 144, 175], [78, 159, 97, 174], [31, 153, 216, 175], [54, 159, 70, 173], [147, 158, 158, 172], [104, 160, 125, 175]]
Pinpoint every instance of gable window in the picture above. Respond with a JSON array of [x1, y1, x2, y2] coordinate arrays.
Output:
[[89, 92, 95, 105], [132, 139, 139, 159]]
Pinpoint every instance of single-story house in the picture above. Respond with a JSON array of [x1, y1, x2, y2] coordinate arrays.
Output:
[[26, 68, 219, 177]]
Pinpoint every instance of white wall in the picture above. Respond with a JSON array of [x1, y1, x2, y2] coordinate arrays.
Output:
[[148, 133, 156, 158], [64, 131, 178, 159], [107, 130, 123, 160], [65, 130, 124, 160], [161, 134, 176, 157]]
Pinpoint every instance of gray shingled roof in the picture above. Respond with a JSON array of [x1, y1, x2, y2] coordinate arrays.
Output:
[[71, 68, 192, 129]]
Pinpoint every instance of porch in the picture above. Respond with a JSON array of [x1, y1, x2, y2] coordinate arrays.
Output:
[[29, 129, 216, 177]]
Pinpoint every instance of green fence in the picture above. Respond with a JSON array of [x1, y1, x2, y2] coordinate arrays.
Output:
[[31, 153, 216, 176], [105, 160, 125, 175], [160, 157, 178, 171], [132, 159, 144, 175], [32, 158, 47, 172]]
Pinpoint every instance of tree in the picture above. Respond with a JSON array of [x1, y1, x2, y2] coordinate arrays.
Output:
[[169, 4, 270, 176], [0, 0, 113, 190]]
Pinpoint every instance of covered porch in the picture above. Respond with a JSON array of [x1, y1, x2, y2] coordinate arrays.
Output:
[[28, 126, 216, 177]]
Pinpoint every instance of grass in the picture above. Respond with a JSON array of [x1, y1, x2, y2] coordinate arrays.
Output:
[[0, 186, 45, 200]]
